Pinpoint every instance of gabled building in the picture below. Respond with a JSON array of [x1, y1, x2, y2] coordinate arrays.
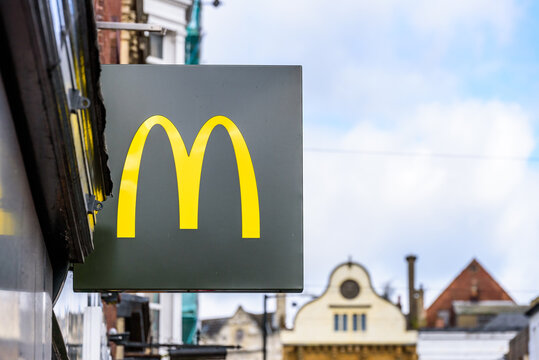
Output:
[[281, 261, 417, 360], [416, 258, 528, 360], [200, 306, 283, 360], [426, 258, 515, 328]]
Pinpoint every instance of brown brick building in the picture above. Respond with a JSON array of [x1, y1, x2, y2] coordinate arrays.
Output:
[[426, 259, 515, 328], [94, 0, 121, 64], [94, 0, 148, 64]]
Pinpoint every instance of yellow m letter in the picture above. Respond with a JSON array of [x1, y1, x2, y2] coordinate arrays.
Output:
[[117, 115, 260, 238]]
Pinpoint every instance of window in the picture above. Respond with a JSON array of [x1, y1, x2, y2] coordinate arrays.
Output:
[[340, 280, 360, 299], [147, 293, 161, 342], [352, 314, 366, 331], [149, 33, 164, 59], [150, 308, 160, 341], [437, 310, 450, 327], [335, 314, 351, 331]]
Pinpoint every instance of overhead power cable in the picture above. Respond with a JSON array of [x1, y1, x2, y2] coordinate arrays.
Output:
[[301, 284, 539, 294], [304, 147, 539, 162]]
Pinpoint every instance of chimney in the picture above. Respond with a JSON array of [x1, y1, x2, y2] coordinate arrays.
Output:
[[406, 255, 417, 329]]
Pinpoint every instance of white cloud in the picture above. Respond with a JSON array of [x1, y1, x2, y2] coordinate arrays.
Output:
[[493, 172, 539, 302], [328, 65, 459, 121], [202, 0, 521, 63], [302, 100, 536, 308], [407, 0, 520, 43]]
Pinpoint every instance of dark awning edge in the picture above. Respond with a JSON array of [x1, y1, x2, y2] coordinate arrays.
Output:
[[0, 0, 112, 302], [82, 0, 113, 198]]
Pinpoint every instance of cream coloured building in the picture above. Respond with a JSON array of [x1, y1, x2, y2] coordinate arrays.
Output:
[[281, 261, 417, 360], [201, 306, 283, 360]]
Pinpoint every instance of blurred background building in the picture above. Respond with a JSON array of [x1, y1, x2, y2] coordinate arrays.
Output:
[[411, 257, 530, 360], [200, 302, 285, 360], [94, 0, 199, 65], [281, 261, 417, 360], [523, 297, 539, 360]]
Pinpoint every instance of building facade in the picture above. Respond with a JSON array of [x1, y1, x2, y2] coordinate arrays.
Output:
[[418, 330, 522, 360], [507, 326, 529, 360], [426, 259, 515, 329], [95, 0, 193, 65], [281, 262, 417, 360], [526, 297, 539, 360], [201, 306, 283, 360], [144, 0, 192, 64], [0, 0, 112, 358], [417, 258, 528, 360]]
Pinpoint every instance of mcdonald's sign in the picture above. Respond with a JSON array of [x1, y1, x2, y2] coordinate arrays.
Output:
[[74, 65, 303, 291], [117, 114, 260, 239]]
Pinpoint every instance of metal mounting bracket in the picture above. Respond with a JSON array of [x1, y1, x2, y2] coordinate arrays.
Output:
[[86, 194, 103, 213], [69, 89, 90, 111]]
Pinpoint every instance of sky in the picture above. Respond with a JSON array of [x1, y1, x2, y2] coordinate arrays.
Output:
[[197, 0, 539, 323]]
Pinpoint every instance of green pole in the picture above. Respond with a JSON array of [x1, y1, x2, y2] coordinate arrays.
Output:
[[185, 0, 202, 64]]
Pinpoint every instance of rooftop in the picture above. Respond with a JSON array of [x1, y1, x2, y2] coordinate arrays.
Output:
[[200, 309, 277, 338], [453, 300, 528, 315]]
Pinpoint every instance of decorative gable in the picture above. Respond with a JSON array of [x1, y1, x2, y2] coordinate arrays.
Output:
[[281, 262, 417, 345]]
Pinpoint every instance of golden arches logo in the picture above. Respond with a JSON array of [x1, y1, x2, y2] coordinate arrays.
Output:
[[117, 115, 260, 238]]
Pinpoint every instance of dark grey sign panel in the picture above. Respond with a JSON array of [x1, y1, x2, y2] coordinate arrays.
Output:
[[74, 65, 303, 291]]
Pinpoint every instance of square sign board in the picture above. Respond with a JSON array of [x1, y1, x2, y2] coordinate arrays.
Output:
[[74, 65, 303, 292]]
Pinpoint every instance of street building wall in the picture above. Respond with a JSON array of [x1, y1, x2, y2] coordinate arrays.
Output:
[[0, 0, 111, 358], [201, 307, 282, 360], [94, 0, 122, 64], [507, 327, 529, 360], [281, 262, 417, 360], [418, 331, 518, 360], [417, 258, 528, 360], [0, 71, 53, 360], [144, 0, 191, 64], [527, 299, 539, 360], [426, 259, 514, 328]]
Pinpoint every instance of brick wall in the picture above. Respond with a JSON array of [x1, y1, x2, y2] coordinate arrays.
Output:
[[94, 0, 122, 64], [425, 259, 514, 328], [103, 302, 118, 358]]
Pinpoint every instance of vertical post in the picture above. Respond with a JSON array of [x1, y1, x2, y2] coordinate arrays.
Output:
[[185, 0, 202, 65], [406, 255, 417, 329], [263, 295, 268, 360]]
